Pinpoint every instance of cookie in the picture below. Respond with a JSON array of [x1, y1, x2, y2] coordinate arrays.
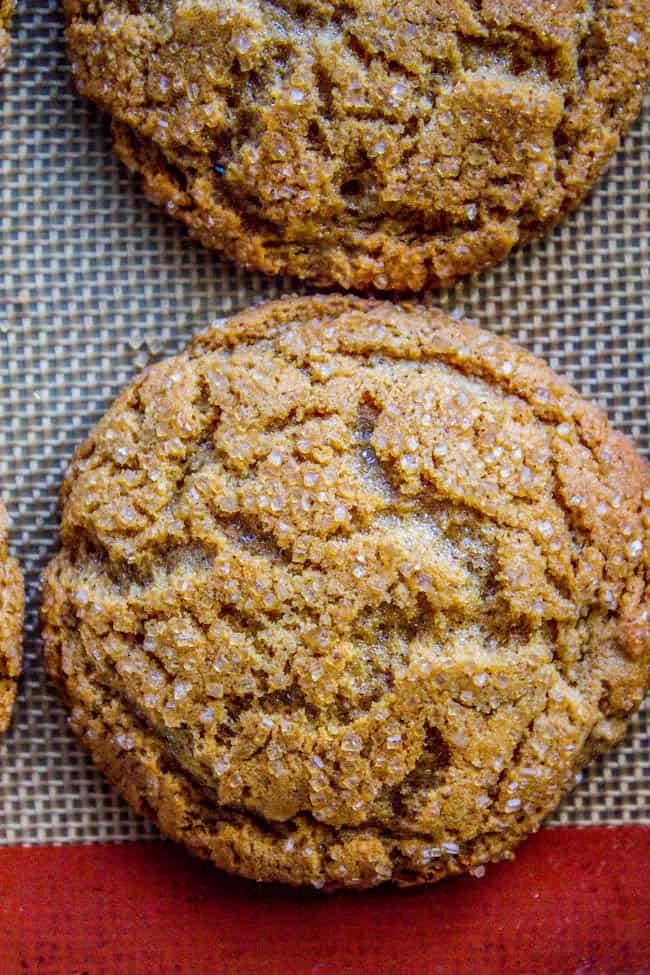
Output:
[[0, 500, 23, 735], [0, 0, 12, 70], [42, 296, 650, 888], [65, 1, 649, 290]]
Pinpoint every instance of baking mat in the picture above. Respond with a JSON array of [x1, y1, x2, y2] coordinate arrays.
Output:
[[0, 0, 648, 846], [4, 828, 650, 974]]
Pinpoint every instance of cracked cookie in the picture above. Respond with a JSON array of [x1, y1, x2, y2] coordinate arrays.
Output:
[[0, 0, 12, 70], [0, 500, 23, 735], [64, 0, 650, 290], [42, 296, 650, 888]]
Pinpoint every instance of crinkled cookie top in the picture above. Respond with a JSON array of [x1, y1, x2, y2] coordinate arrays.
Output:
[[65, 0, 650, 289], [0, 500, 23, 734], [43, 296, 650, 887]]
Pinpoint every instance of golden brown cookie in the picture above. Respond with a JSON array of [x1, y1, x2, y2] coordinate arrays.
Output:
[[0, 0, 13, 69], [0, 500, 23, 735], [42, 296, 650, 888], [64, 1, 649, 290]]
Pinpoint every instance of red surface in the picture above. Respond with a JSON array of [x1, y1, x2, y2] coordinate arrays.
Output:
[[1, 826, 649, 975]]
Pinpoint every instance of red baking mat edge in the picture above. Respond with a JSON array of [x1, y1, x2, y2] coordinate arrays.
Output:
[[1, 824, 649, 975]]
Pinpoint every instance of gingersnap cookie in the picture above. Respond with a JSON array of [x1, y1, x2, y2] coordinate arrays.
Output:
[[65, 1, 649, 290], [0, 0, 13, 70], [42, 296, 650, 888], [0, 500, 23, 735]]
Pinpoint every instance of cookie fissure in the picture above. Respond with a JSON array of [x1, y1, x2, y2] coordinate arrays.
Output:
[[65, 645, 590, 888]]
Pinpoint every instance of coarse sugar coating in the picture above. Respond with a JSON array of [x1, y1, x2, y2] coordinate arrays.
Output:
[[64, 0, 650, 290], [0, 500, 24, 735], [42, 296, 650, 888], [0, 0, 13, 69]]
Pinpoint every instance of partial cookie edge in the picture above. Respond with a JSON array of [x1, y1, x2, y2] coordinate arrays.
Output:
[[0, 0, 14, 72], [0, 507, 24, 734], [69, 1, 650, 291]]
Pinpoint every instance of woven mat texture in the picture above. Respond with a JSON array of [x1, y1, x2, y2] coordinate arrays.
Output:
[[0, 1, 648, 845]]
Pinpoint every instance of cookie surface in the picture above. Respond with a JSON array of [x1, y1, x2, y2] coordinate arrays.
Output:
[[0, 500, 23, 735], [0, 0, 12, 70], [65, 0, 649, 290], [43, 296, 650, 888]]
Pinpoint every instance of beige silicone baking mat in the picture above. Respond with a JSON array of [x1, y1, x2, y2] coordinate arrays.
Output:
[[0, 1, 648, 845]]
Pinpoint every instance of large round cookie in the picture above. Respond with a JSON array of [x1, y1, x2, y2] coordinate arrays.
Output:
[[43, 296, 650, 888], [0, 0, 13, 70], [0, 500, 23, 735], [65, 1, 649, 290]]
